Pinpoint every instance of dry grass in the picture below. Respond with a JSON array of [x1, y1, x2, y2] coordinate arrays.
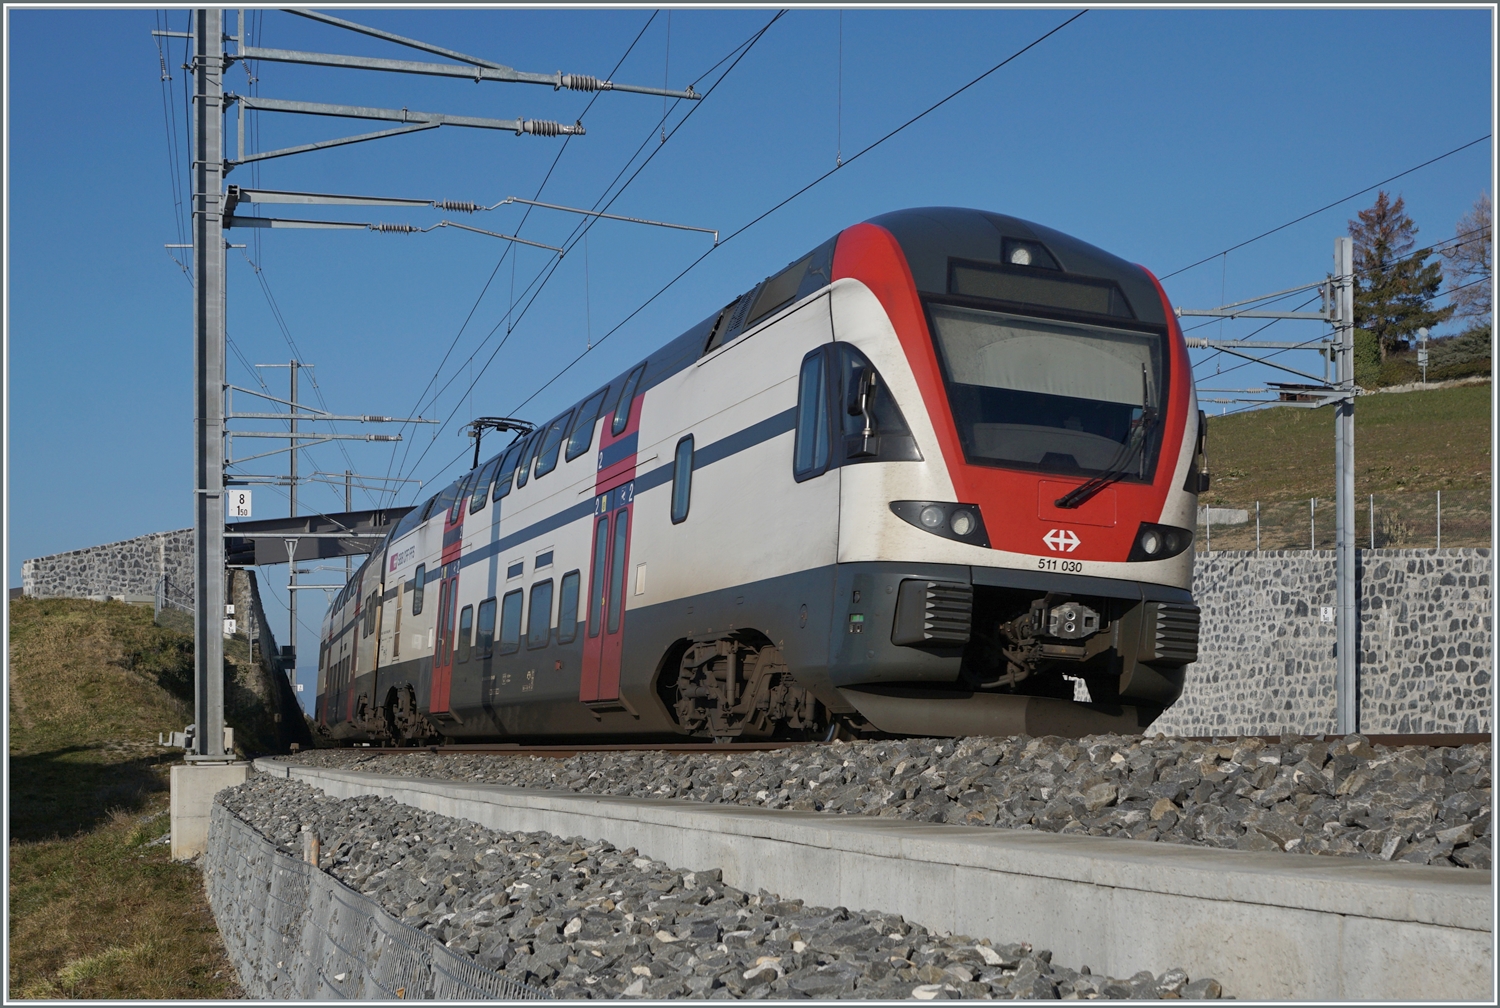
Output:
[[1199, 382, 1491, 550], [8, 795, 242, 999], [7, 598, 241, 999]]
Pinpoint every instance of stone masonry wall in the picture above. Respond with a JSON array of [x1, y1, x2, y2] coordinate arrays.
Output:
[[21, 527, 193, 601], [1155, 549, 1492, 736]]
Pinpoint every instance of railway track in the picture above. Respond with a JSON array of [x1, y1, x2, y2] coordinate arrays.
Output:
[[324, 731, 1490, 759]]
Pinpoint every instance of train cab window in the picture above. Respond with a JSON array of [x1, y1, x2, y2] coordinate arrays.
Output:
[[926, 303, 1165, 479], [832, 344, 921, 463], [793, 349, 832, 481], [611, 365, 646, 436], [470, 455, 502, 514], [557, 570, 580, 644], [411, 564, 426, 615], [565, 388, 609, 461], [457, 605, 474, 663], [476, 597, 496, 659], [533, 409, 574, 479], [527, 579, 554, 649], [587, 515, 608, 638], [498, 590, 523, 655], [671, 435, 694, 523], [745, 256, 811, 329]]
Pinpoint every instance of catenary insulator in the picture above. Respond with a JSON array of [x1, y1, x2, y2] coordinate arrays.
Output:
[[520, 119, 585, 137], [435, 200, 481, 214], [559, 74, 603, 92], [371, 222, 418, 233]]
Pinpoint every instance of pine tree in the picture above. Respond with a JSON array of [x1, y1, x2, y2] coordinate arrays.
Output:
[[1348, 191, 1453, 360]]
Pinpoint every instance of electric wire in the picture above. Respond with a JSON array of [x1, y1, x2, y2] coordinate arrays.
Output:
[[1160, 134, 1492, 281], [394, 12, 789, 493], [499, 8, 1090, 422], [383, 11, 662, 485]]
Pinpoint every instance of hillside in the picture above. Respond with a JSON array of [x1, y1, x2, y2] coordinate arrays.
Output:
[[1199, 382, 1491, 550], [7, 598, 239, 998]]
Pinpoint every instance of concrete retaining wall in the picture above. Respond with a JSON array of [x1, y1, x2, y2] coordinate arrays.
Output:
[[1159, 549, 1492, 736], [204, 798, 548, 999], [257, 760, 1493, 1003]]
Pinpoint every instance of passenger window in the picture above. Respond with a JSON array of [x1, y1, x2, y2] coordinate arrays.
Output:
[[793, 348, 832, 480], [499, 590, 523, 655], [449, 472, 475, 523], [527, 579, 554, 649], [612, 365, 646, 436], [533, 410, 574, 479], [565, 388, 609, 461], [470, 455, 501, 514], [671, 435, 694, 523], [607, 511, 629, 634], [745, 256, 810, 329], [493, 440, 523, 500], [411, 564, 426, 615], [457, 605, 474, 663], [587, 516, 608, 638], [476, 597, 497, 659], [557, 570, 580, 644], [535, 550, 553, 570], [515, 434, 541, 488]]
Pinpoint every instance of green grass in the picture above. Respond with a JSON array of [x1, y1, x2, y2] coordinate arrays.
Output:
[[1200, 382, 1491, 549], [8, 598, 241, 998]]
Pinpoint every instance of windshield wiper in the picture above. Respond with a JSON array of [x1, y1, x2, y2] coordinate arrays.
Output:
[[1055, 364, 1156, 510]]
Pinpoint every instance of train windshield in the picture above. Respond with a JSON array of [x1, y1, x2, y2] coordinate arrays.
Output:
[[927, 303, 1165, 479]]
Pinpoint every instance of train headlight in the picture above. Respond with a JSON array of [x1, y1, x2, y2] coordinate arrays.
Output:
[[1127, 522, 1194, 562], [890, 501, 991, 548], [949, 508, 977, 536]]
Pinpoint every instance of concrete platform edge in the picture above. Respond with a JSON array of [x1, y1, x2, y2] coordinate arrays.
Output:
[[255, 759, 1494, 1001]]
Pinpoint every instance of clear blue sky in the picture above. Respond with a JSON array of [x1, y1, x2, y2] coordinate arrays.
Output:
[[6, 6, 1494, 671]]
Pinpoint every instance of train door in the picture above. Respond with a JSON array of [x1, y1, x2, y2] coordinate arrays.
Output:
[[429, 566, 459, 713], [580, 482, 633, 702]]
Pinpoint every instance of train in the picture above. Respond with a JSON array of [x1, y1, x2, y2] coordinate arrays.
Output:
[[315, 206, 1206, 744]]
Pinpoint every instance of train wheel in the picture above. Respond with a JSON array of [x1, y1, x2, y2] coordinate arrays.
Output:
[[387, 685, 438, 746], [666, 634, 824, 742]]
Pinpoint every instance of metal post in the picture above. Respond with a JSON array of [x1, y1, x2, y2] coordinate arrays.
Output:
[[1437, 491, 1442, 548], [191, 7, 227, 761], [1333, 235, 1357, 734], [288, 360, 299, 687], [345, 470, 353, 581], [1310, 498, 1316, 550], [1256, 501, 1261, 553], [1370, 494, 1375, 550]]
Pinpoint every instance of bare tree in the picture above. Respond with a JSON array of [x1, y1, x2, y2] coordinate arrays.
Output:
[[1440, 191, 1492, 327]]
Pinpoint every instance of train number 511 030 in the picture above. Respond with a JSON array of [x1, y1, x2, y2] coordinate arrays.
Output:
[[1038, 558, 1083, 572]]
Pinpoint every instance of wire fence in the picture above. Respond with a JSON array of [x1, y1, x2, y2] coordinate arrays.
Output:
[[205, 801, 551, 1000], [1199, 490, 1491, 553]]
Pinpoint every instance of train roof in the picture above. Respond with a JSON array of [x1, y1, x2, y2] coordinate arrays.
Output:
[[385, 206, 1168, 572], [866, 206, 1167, 326]]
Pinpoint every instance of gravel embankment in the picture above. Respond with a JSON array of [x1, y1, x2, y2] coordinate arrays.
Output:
[[288, 733, 1492, 869], [218, 776, 1224, 999]]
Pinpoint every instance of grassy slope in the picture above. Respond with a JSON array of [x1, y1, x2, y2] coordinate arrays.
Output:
[[1200, 382, 1491, 550], [8, 598, 240, 999]]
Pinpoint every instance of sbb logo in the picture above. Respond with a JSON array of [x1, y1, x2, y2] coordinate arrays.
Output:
[[1043, 528, 1081, 553]]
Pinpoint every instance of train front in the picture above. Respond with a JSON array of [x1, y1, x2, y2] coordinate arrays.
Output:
[[824, 207, 1204, 737]]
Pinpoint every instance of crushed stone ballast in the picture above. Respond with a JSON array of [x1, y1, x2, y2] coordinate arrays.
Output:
[[218, 775, 1225, 1000], [289, 732, 1492, 869]]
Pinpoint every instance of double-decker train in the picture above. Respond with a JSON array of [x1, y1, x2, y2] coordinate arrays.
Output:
[[316, 207, 1206, 744]]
